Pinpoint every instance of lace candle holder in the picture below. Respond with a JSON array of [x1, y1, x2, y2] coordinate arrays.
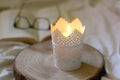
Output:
[[51, 18, 85, 71]]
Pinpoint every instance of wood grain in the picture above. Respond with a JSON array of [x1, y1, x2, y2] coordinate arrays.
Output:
[[14, 37, 104, 80]]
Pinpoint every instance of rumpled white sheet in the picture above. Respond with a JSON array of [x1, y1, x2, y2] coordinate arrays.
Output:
[[0, 41, 29, 80], [1, 0, 120, 80], [59, 0, 120, 80]]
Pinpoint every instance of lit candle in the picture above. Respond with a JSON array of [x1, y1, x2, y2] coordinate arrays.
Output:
[[51, 18, 85, 71]]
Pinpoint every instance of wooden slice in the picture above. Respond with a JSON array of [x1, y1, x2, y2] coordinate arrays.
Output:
[[14, 37, 104, 80]]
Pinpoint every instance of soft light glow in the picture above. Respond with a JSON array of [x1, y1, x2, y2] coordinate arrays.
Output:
[[63, 25, 72, 37], [51, 18, 85, 37], [79, 25, 85, 34]]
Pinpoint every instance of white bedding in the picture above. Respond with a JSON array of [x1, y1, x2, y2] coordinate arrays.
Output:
[[1, 0, 120, 80]]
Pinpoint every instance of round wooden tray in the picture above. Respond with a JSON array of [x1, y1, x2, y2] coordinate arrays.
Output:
[[14, 37, 104, 80]]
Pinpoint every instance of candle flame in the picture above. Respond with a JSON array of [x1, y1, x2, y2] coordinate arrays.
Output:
[[63, 25, 72, 37], [51, 18, 85, 37]]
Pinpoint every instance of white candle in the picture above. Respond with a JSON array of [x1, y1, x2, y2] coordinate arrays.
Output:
[[51, 18, 85, 71]]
